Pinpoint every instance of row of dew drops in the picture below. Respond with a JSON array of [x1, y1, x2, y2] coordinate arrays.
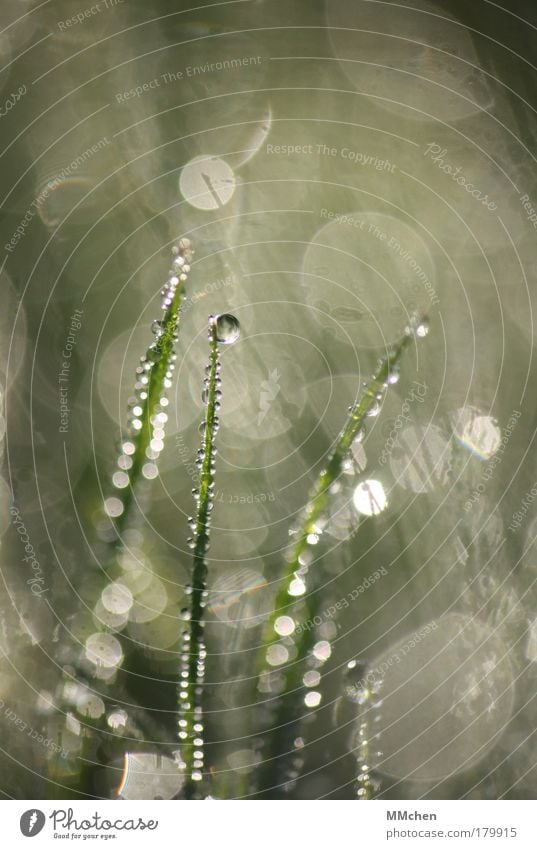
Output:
[[81, 234, 428, 796], [178, 311, 241, 784], [84, 232, 242, 793], [259, 315, 429, 797]]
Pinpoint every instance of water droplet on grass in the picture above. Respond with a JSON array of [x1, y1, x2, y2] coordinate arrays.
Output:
[[214, 314, 240, 344]]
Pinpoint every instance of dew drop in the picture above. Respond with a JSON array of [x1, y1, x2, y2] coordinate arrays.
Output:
[[405, 314, 430, 338], [343, 658, 370, 705], [214, 314, 240, 344], [151, 320, 164, 338], [415, 318, 430, 337], [386, 364, 400, 385]]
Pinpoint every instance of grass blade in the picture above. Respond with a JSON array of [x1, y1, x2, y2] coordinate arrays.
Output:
[[256, 317, 427, 793], [105, 239, 193, 535], [178, 313, 240, 799]]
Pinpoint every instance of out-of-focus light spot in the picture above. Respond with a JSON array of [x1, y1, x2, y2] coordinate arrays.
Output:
[[102, 582, 133, 616], [117, 753, 185, 800], [451, 407, 502, 460], [63, 681, 84, 704], [85, 633, 123, 669], [179, 155, 236, 210], [274, 615, 295, 636], [369, 614, 515, 780], [104, 497, 123, 518], [328, 0, 492, 123], [353, 479, 387, 516], [108, 710, 128, 730], [303, 670, 321, 688], [266, 644, 289, 666], [302, 212, 435, 348], [77, 692, 105, 719], [128, 578, 168, 623], [93, 599, 129, 631], [305, 691, 322, 707], [320, 620, 338, 640], [128, 610, 180, 650], [313, 640, 332, 661], [112, 471, 129, 489], [288, 577, 306, 596]]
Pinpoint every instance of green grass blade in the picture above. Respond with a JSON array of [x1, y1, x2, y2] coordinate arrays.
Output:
[[105, 239, 193, 535], [178, 313, 240, 799], [256, 317, 427, 793]]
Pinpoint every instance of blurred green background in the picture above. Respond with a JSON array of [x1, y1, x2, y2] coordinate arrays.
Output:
[[1, 0, 537, 800]]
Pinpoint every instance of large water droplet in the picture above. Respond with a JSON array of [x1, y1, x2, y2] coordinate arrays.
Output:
[[215, 314, 240, 344]]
